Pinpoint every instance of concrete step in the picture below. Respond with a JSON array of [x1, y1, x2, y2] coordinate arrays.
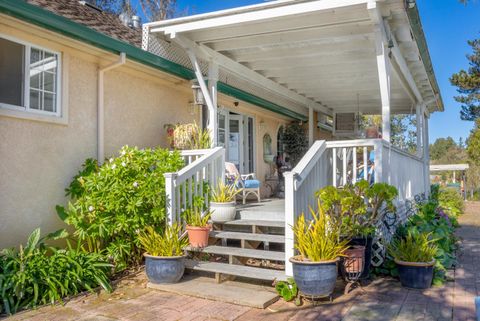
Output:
[[185, 245, 285, 261], [185, 259, 287, 282], [224, 219, 285, 228], [210, 231, 285, 244], [236, 200, 285, 221]]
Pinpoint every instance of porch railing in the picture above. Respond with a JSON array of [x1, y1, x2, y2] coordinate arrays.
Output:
[[164, 147, 225, 225], [284, 139, 428, 275]]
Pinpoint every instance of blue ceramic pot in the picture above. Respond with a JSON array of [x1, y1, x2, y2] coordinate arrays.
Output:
[[290, 256, 339, 297], [395, 259, 434, 289], [144, 254, 185, 284]]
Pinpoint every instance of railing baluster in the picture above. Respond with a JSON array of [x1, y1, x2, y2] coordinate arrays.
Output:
[[353, 147, 357, 184], [363, 147, 368, 181], [182, 181, 187, 211], [332, 148, 337, 187], [342, 147, 347, 186]]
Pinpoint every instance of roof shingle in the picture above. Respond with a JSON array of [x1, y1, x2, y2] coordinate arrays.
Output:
[[27, 0, 142, 47]]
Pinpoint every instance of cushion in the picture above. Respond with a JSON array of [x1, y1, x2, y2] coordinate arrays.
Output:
[[243, 179, 260, 188]]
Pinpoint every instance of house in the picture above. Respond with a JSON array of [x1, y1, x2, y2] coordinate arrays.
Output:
[[0, 0, 443, 280], [141, 0, 444, 277], [0, 0, 320, 248]]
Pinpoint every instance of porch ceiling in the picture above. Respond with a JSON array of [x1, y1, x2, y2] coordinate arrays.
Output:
[[146, 0, 443, 116]]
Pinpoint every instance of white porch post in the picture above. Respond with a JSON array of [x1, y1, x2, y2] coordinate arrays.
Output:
[[208, 61, 219, 147], [369, 1, 391, 143], [308, 107, 314, 147], [416, 103, 423, 158], [284, 171, 295, 276], [423, 111, 430, 195]]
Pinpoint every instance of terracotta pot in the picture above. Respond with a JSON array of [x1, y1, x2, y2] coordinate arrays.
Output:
[[343, 245, 365, 274], [186, 225, 210, 248], [365, 127, 379, 138]]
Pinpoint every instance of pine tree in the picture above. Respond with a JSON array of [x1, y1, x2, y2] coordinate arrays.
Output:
[[450, 39, 480, 121]]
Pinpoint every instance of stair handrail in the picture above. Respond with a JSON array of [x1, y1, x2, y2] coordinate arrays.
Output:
[[165, 147, 225, 226], [284, 140, 328, 276]]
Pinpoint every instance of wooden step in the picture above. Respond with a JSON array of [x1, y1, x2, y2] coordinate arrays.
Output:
[[210, 231, 285, 244], [223, 220, 285, 228], [185, 245, 285, 261], [185, 259, 287, 282]]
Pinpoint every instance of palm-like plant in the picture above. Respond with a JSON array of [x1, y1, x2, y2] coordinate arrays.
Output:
[[292, 200, 350, 262], [138, 225, 188, 257]]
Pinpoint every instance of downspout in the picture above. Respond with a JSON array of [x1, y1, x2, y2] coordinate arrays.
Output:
[[97, 52, 126, 164]]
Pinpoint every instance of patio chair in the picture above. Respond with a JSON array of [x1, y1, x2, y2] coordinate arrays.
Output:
[[225, 162, 261, 204]]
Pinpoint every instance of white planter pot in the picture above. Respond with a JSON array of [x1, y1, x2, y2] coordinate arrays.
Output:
[[210, 201, 236, 222]]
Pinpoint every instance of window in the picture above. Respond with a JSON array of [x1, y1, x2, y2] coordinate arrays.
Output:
[[0, 36, 61, 116]]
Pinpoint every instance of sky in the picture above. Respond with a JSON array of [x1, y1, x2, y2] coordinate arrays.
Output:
[[135, 0, 480, 144]]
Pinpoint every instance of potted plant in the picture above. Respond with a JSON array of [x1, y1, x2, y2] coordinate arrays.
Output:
[[183, 207, 212, 248], [316, 182, 398, 280], [138, 224, 188, 284], [210, 181, 241, 222], [289, 201, 350, 299], [388, 231, 437, 289]]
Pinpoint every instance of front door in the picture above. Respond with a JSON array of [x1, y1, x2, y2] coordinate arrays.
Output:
[[216, 110, 254, 174], [228, 114, 243, 171]]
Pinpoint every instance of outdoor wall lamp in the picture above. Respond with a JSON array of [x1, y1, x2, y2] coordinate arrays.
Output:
[[405, 0, 416, 9], [191, 80, 205, 106]]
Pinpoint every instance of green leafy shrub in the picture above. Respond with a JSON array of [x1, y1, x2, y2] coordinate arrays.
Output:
[[315, 181, 398, 238], [137, 225, 188, 257], [57, 146, 185, 271], [0, 229, 112, 315], [388, 231, 437, 263], [438, 187, 464, 217], [275, 278, 301, 305], [377, 199, 458, 285]]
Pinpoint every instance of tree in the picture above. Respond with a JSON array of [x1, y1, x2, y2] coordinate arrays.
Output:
[[450, 39, 480, 121], [86, 0, 177, 21], [467, 119, 480, 164], [430, 137, 457, 161]]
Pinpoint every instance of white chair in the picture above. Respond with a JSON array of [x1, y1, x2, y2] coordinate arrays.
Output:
[[225, 162, 261, 204]]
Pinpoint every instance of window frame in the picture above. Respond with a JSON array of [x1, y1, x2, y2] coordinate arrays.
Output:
[[0, 33, 62, 118]]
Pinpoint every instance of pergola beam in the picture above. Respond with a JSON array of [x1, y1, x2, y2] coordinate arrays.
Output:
[[150, 0, 369, 36]]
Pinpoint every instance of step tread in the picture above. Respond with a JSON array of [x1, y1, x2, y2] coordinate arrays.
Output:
[[185, 259, 287, 281], [186, 245, 285, 261], [224, 220, 285, 228], [210, 231, 285, 243]]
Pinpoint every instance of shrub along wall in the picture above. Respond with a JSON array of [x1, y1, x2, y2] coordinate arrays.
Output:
[[377, 185, 464, 285], [0, 146, 185, 316]]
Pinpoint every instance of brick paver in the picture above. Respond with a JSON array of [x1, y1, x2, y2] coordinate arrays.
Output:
[[5, 202, 480, 321]]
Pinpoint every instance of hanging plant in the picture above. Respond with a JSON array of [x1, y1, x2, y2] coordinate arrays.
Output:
[[283, 122, 308, 166]]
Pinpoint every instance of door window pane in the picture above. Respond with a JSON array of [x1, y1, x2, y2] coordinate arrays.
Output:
[[0, 38, 24, 106]]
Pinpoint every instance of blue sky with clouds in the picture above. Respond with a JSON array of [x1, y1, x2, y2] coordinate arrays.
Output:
[[136, 0, 480, 143]]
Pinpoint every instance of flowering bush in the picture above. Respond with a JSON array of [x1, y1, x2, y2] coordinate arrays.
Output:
[[57, 146, 184, 271]]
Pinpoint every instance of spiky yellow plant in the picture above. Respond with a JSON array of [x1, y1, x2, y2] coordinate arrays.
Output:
[[292, 200, 350, 262]]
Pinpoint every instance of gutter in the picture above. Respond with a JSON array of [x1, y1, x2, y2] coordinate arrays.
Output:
[[98, 53, 126, 164], [406, 2, 444, 112]]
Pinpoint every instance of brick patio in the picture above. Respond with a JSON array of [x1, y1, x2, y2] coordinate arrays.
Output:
[[5, 202, 479, 321]]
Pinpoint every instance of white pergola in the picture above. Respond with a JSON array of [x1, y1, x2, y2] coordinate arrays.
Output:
[[143, 0, 443, 156]]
